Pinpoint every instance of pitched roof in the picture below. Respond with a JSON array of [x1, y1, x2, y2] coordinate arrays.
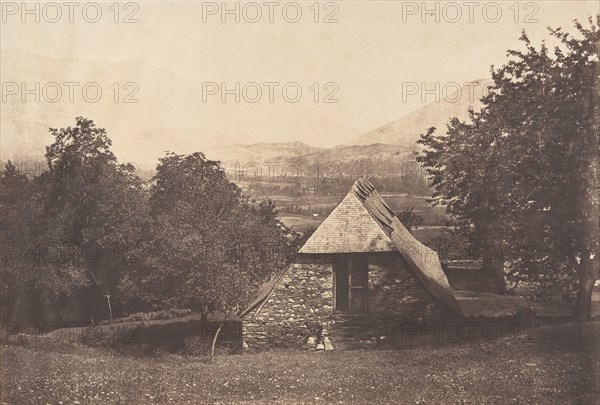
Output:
[[298, 190, 396, 254], [302, 177, 463, 317]]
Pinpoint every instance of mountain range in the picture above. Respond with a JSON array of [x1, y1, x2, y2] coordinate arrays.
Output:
[[1, 49, 487, 174]]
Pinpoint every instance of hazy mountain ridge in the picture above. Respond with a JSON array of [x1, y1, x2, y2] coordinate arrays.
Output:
[[2, 50, 484, 175], [352, 79, 490, 146], [1, 49, 360, 167]]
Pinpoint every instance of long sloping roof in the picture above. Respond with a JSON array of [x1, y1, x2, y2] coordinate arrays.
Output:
[[350, 178, 463, 316], [241, 178, 463, 318]]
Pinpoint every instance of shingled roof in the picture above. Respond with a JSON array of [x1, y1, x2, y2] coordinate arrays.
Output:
[[299, 188, 396, 254], [301, 177, 463, 317]]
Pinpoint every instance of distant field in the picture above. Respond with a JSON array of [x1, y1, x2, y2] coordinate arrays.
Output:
[[278, 215, 323, 233], [412, 226, 449, 243]]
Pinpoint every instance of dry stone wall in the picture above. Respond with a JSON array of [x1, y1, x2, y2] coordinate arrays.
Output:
[[243, 254, 437, 349], [244, 263, 333, 349]]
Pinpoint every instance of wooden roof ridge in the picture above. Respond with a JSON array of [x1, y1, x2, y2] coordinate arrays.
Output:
[[352, 177, 395, 234], [352, 177, 463, 317]]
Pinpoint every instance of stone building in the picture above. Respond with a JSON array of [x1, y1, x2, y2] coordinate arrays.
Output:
[[241, 177, 463, 349]]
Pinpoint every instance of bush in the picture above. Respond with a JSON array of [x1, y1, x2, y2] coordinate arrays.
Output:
[[99, 309, 191, 325], [79, 323, 142, 348], [182, 335, 231, 357]]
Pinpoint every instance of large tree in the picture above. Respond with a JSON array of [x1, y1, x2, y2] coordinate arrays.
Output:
[[418, 17, 599, 320], [0, 161, 81, 323], [40, 117, 148, 322], [123, 152, 296, 351]]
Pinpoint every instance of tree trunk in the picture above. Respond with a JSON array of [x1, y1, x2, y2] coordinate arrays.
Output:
[[572, 265, 596, 322], [11, 290, 21, 323], [210, 322, 224, 362], [105, 294, 113, 326], [483, 246, 506, 294]]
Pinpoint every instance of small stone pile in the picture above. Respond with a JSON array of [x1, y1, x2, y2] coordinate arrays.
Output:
[[307, 324, 334, 351]]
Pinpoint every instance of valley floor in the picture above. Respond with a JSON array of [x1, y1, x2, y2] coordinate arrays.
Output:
[[1, 321, 599, 404]]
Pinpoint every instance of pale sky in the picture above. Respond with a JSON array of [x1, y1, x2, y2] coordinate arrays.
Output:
[[1, 1, 598, 132]]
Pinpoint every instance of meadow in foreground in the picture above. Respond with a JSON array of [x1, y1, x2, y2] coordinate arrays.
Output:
[[1, 321, 598, 404]]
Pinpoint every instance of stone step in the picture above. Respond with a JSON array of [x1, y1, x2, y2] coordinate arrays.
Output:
[[331, 326, 374, 332], [332, 323, 377, 328], [329, 330, 378, 339], [330, 336, 372, 345], [333, 314, 373, 319]]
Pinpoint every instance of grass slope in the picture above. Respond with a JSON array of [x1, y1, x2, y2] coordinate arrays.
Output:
[[1, 322, 598, 404]]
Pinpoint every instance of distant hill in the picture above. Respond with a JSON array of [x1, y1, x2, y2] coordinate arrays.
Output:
[[352, 79, 490, 147]]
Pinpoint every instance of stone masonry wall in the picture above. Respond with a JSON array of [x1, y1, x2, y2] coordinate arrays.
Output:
[[243, 253, 438, 349], [363, 253, 435, 337], [244, 263, 333, 349]]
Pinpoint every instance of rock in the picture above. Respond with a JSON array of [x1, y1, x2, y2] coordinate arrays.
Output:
[[307, 336, 316, 346], [323, 337, 334, 351], [243, 342, 249, 349], [316, 343, 325, 350]]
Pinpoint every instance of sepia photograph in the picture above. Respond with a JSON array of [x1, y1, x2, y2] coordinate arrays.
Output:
[[1, 1, 599, 403]]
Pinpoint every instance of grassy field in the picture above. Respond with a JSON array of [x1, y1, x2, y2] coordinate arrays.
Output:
[[1, 321, 598, 404], [456, 290, 600, 318]]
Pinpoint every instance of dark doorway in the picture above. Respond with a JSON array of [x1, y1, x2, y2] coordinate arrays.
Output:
[[334, 254, 368, 313]]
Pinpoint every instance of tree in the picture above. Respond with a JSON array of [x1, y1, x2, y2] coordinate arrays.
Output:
[[204, 264, 253, 361], [41, 117, 149, 323], [0, 160, 88, 323], [418, 17, 599, 320], [1, 161, 36, 322], [398, 207, 424, 233], [126, 152, 296, 356]]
